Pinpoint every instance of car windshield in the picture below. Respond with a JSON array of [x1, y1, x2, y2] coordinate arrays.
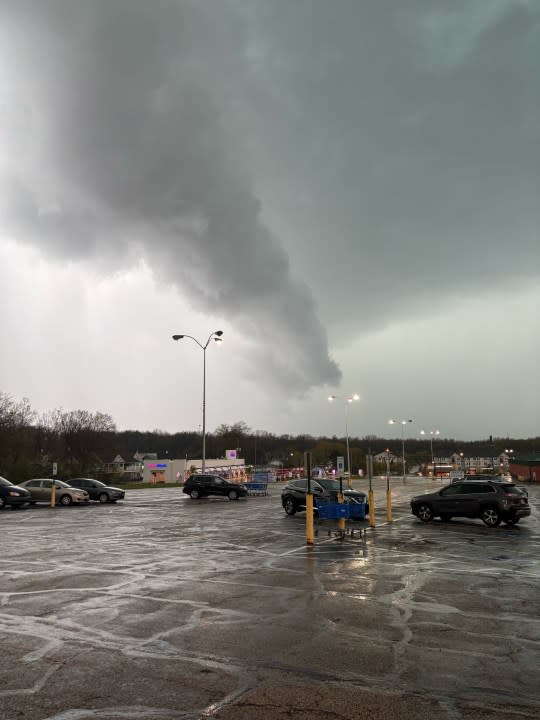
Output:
[[0, 477, 13, 486]]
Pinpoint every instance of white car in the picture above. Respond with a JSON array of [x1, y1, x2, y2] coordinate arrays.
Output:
[[18, 479, 89, 506]]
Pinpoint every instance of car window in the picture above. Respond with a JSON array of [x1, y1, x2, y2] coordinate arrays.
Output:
[[26, 480, 41, 488], [214, 478, 223, 485], [292, 479, 308, 490], [43, 480, 52, 488], [440, 484, 464, 496], [0, 477, 12, 486], [502, 485, 523, 495]]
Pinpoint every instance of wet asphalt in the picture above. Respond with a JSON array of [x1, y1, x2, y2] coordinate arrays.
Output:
[[1, 477, 539, 720]]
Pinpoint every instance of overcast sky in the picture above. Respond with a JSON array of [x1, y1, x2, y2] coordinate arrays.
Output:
[[0, 0, 538, 443]]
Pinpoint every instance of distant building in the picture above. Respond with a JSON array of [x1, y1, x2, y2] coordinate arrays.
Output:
[[509, 455, 540, 483], [142, 457, 246, 484]]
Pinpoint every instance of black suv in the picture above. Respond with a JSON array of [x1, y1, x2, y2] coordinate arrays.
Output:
[[281, 478, 368, 516], [67, 478, 125, 503], [411, 480, 531, 527], [183, 474, 248, 500]]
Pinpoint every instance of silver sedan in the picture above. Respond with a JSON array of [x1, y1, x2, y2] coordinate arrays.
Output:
[[18, 479, 89, 506]]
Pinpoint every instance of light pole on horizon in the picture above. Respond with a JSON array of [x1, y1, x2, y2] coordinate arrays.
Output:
[[420, 429, 440, 477], [388, 419, 413, 479], [328, 394, 360, 487], [172, 330, 223, 474]]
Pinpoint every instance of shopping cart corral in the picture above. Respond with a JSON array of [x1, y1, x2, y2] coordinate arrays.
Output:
[[315, 498, 367, 520], [245, 481, 268, 496]]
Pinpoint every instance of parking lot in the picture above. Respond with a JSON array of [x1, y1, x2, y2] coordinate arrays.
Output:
[[1, 477, 539, 720]]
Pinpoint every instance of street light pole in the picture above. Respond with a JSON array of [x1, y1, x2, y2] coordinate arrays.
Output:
[[329, 393, 360, 487], [172, 330, 223, 474], [389, 419, 413, 480], [420, 429, 440, 478]]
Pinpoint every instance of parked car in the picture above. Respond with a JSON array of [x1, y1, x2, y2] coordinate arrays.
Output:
[[183, 474, 248, 500], [66, 478, 125, 503], [18, 479, 89, 506], [0, 476, 31, 509], [281, 477, 368, 516], [411, 480, 531, 527]]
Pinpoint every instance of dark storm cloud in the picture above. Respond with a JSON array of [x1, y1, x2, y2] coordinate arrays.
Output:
[[1, 0, 538, 385], [0, 0, 340, 391], [246, 0, 540, 333]]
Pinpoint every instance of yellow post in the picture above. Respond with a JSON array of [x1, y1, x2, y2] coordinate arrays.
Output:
[[368, 488, 375, 528], [51, 481, 56, 508], [306, 493, 315, 545], [386, 488, 392, 522], [337, 491, 345, 532]]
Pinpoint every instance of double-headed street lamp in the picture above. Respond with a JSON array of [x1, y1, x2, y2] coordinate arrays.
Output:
[[172, 330, 223, 474], [388, 419, 413, 479], [420, 429, 440, 477], [328, 394, 360, 485]]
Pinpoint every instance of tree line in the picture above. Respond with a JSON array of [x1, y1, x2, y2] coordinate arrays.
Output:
[[0, 393, 538, 482]]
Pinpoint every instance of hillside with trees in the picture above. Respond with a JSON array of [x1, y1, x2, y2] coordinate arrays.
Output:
[[0, 392, 538, 482]]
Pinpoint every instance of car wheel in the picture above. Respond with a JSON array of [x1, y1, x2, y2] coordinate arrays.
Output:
[[98, 492, 109, 504], [228, 489, 239, 501], [59, 494, 72, 506], [417, 503, 434, 522], [283, 497, 297, 515], [440, 514, 452, 522], [481, 506, 501, 527], [190, 489, 200, 499]]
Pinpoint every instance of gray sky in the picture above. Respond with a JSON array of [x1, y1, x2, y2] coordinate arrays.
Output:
[[0, 0, 538, 442]]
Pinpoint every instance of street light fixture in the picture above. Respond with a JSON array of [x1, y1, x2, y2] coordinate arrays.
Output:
[[420, 429, 440, 477], [328, 394, 360, 485], [388, 419, 413, 479], [504, 448, 514, 470], [172, 330, 223, 474]]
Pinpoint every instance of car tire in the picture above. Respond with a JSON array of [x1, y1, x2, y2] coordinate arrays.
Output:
[[440, 514, 452, 521], [283, 497, 297, 516], [190, 489, 200, 499], [59, 494, 72, 506], [417, 503, 434, 522], [481, 506, 501, 527], [228, 489, 239, 501], [98, 493, 109, 504]]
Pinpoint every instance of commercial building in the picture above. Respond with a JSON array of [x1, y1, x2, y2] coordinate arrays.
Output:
[[142, 457, 246, 484]]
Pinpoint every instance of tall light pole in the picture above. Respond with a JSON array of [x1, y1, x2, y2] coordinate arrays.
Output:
[[328, 394, 360, 487], [172, 330, 223, 474], [420, 429, 440, 477], [388, 419, 413, 479]]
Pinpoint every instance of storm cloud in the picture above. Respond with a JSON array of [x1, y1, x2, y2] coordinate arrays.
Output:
[[0, 0, 538, 436]]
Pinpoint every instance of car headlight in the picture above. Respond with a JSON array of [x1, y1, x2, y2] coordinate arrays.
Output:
[[8, 491, 19, 497]]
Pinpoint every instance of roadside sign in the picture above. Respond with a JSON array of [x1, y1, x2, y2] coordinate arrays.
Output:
[[52, 463, 58, 476], [450, 470, 464, 481], [337, 456, 345, 474]]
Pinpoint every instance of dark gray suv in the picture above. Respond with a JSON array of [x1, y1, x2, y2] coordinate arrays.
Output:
[[183, 474, 248, 500], [411, 480, 531, 527]]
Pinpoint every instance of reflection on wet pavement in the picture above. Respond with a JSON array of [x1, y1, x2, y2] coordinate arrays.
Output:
[[1, 478, 539, 719]]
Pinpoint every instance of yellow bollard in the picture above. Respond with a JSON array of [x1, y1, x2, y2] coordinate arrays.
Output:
[[368, 489, 375, 528], [306, 493, 315, 545], [337, 491, 345, 532], [51, 480, 56, 508], [386, 488, 393, 522]]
